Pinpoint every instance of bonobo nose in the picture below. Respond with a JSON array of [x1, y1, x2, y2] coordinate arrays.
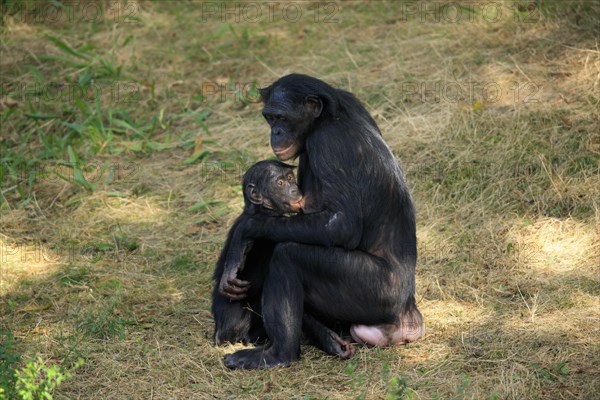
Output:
[[272, 127, 283, 136]]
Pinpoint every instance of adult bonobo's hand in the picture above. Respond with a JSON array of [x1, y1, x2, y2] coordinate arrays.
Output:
[[240, 211, 348, 248], [218, 262, 251, 301]]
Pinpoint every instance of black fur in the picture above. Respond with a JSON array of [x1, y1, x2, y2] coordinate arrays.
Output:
[[217, 74, 421, 369], [212, 160, 354, 359]]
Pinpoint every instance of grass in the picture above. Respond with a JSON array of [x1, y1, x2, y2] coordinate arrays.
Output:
[[1, 0, 599, 398]]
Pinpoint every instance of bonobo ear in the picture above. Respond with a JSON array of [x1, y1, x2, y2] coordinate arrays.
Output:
[[305, 95, 323, 118], [245, 184, 263, 205]]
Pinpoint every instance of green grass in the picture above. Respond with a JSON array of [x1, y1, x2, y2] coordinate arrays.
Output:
[[76, 295, 128, 340], [1, 1, 599, 399]]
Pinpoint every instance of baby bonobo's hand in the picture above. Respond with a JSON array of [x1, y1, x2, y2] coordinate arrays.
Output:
[[219, 264, 251, 301]]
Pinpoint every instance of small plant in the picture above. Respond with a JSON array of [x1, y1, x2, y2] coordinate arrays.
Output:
[[453, 374, 471, 400], [345, 361, 367, 400], [14, 357, 84, 400], [0, 330, 21, 399], [381, 363, 418, 400], [386, 375, 418, 400], [76, 296, 127, 340], [160, 252, 198, 272]]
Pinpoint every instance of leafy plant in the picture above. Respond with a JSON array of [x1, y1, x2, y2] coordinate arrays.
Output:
[[345, 361, 367, 400], [14, 357, 83, 400], [0, 330, 21, 399], [453, 374, 471, 400], [381, 363, 418, 400]]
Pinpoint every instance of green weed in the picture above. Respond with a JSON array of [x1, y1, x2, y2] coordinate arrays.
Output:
[[14, 357, 84, 400], [76, 296, 127, 340]]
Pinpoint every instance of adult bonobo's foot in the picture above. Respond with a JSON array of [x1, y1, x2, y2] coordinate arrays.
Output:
[[322, 331, 355, 359], [224, 346, 298, 369]]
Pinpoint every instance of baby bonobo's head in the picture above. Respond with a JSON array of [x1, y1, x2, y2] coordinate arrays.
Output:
[[242, 160, 304, 215]]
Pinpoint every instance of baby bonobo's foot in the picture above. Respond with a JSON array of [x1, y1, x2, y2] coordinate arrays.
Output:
[[214, 316, 252, 346], [224, 346, 298, 369], [215, 328, 250, 346]]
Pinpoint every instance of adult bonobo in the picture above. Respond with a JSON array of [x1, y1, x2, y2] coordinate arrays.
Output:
[[224, 74, 424, 369]]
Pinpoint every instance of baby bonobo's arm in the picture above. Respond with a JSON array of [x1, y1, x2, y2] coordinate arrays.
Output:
[[218, 218, 252, 301]]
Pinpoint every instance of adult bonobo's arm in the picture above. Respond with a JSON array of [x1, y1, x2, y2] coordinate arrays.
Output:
[[242, 208, 362, 250]]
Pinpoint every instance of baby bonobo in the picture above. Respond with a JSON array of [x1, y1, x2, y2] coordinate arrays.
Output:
[[218, 160, 304, 300], [214, 160, 355, 359]]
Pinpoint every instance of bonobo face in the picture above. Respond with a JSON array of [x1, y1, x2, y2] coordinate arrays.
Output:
[[266, 166, 304, 213], [244, 162, 304, 214], [261, 87, 323, 161]]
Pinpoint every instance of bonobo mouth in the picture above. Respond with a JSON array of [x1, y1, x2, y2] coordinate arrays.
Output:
[[272, 143, 296, 161], [289, 197, 304, 212]]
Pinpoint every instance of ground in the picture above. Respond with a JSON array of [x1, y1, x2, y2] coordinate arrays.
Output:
[[0, 1, 598, 399]]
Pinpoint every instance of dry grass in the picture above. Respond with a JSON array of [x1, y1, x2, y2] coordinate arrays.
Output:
[[1, 1, 599, 399]]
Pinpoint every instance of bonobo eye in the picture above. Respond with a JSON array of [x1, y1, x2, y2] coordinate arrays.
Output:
[[277, 178, 284, 186], [287, 174, 295, 183]]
